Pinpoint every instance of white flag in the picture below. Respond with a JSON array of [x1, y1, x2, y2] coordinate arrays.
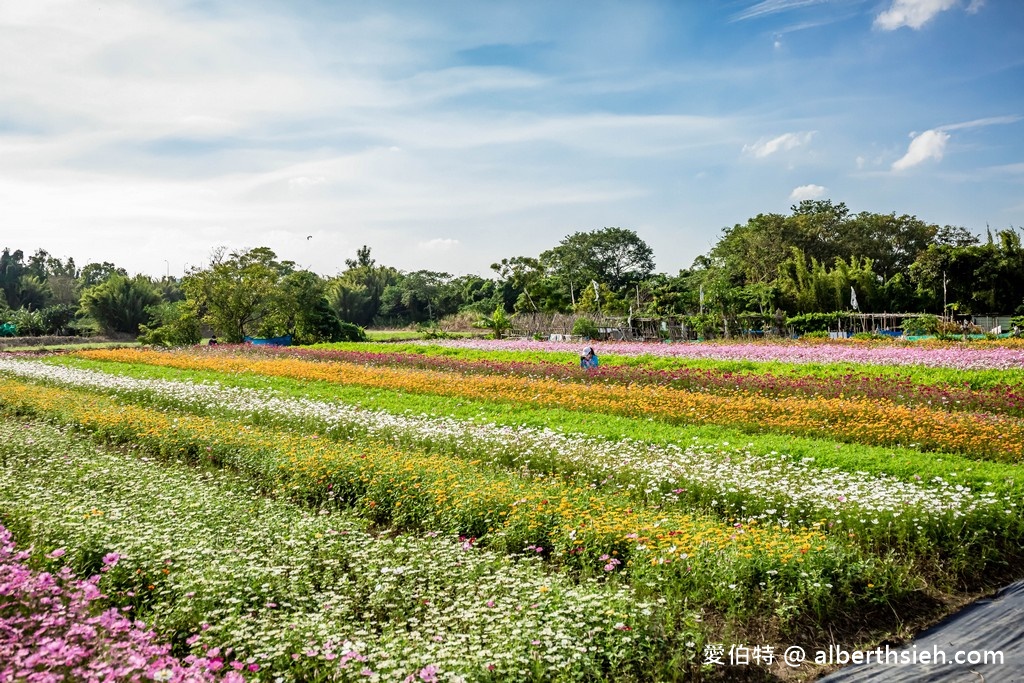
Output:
[[591, 280, 600, 301], [850, 286, 859, 311], [699, 285, 705, 307]]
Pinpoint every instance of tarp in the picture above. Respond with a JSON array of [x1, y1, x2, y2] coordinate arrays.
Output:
[[243, 334, 292, 346], [819, 580, 1024, 682]]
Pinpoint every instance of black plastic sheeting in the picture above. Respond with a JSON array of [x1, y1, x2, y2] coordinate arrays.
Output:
[[819, 581, 1024, 682]]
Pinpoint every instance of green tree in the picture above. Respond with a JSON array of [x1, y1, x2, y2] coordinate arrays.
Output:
[[182, 247, 291, 342], [490, 257, 549, 312], [378, 270, 454, 323], [137, 301, 202, 347], [541, 227, 655, 298], [329, 246, 400, 326], [79, 274, 161, 335], [278, 270, 346, 344], [78, 262, 128, 288]]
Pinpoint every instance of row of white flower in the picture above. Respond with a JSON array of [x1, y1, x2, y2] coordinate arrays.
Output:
[[0, 358, 1009, 532], [0, 417, 663, 682]]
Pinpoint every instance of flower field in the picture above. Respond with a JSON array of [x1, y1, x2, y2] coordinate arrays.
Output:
[[2, 339, 1023, 681]]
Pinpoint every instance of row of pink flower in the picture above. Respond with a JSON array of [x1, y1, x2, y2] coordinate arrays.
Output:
[[212, 346, 1024, 417], [416, 339, 1024, 370], [0, 525, 244, 683]]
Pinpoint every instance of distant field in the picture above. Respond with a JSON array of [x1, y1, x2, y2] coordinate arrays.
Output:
[[0, 336, 140, 352], [364, 328, 479, 341]]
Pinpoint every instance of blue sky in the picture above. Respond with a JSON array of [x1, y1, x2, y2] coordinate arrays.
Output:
[[1, 0, 1021, 278]]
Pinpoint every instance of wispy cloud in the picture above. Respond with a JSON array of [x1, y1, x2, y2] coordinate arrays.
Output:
[[874, 0, 960, 30], [790, 184, 828, 200], [892, 129, 949, 170], [731, 0, 833, 22], [743, 131, 815, 158], [939, 115, 1021, 131]]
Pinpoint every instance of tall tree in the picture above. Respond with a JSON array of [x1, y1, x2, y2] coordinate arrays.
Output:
[[182, 247, 291, 342]]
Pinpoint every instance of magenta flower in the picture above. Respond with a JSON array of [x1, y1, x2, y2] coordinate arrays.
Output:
[[0, 524, 234, 682]]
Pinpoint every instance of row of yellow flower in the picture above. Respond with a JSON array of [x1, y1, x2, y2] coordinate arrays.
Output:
[[79, 348, 1024, 461], [0, 378, 827, 575]]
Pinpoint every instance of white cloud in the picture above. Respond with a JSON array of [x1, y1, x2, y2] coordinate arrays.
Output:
[[874, 0, 959, 30], [789, 184, 827, 201], [891, 129, 950, 171], [418, 238, 460, 251], [742, 131, 815, 158], [965, 0, 985, 14]]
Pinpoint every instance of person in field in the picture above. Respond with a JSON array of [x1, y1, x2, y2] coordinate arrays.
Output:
[[579, 346, 598, 369]]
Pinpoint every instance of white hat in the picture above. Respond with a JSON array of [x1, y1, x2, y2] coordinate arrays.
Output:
[[581, 346, 593, 356]]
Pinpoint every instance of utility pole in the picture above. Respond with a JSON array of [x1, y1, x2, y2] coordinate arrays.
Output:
[[942, 270, 947, 320]]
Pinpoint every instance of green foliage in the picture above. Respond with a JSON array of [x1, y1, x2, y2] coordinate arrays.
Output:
[[684, 312, 719, 339], [378, 270, 458, 323], [414, 321, 457, 340], [784, 311, 853, 334], [475, 305, 514, 339], [337, 321, 367, 342], [901, 314, 940, 337], [182, 247, 292, 343], [136, 301, 202, 347], [78, 261, 128, 288], [571, 317, 599, 339], [7, 309, 44, 336], [39, 304, 77, 335], [79, 274, 161, 336], [542, 227, 655, 294], [327, 246, 400, 327]]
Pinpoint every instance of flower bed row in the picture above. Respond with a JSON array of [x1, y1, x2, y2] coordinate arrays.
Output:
[[74, 348, 1024, 462], [415, 338, 1024, 370], [3, 357, 1017, 568], [0, 418, 675, 681], [222, 344, 1024, 417], [0, 377, 876, 625]]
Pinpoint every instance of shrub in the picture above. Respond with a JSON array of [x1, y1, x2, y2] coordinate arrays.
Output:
[[785, 312, 853, 334], [683, 313, 718, 339], [337, 321, 367, 342], [476, 306, 514, 339], [416, 321, 453, 340], [137, 301, 201, 347], [901, 314, 940, 337], [571, 317, 599, 340]]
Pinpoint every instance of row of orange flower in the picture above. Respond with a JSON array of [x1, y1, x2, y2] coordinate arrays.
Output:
[[78, 348, 1024, 462]]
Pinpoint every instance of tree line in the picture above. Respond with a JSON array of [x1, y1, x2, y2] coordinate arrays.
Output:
[[2, 199, 1022, 343]]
